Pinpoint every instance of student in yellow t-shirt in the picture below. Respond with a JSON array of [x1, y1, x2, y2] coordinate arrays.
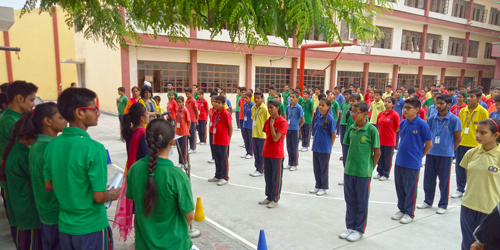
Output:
[[250, 91, 270, 177], [454, 89, 489, 199], [370, 90, 384, 128], [459, 118, 500, 250]]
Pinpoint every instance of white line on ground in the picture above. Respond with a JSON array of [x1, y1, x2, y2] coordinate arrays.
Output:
[[110, 163, 125, 172], [205, 217, 257, 250]]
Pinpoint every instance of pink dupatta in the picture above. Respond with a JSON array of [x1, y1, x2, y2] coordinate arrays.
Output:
[[113, 128, 146, 241]]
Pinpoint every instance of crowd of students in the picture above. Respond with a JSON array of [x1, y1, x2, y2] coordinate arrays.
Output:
[[0, 80, 500, 249]]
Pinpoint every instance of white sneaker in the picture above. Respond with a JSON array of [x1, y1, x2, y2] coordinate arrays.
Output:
[[177, 163, 184, 168], [300, 147, 308, 152], [373, 175, 382, 179], [245, 154, 252, 159], [339, 229, 354, 239], [241, 154, 247, 158], [200, 142, 206, 145], [346, 230, 363, 242], [207, 159, 215, 164], [237, 128, 241, 131], [316, 189, 326, 196], [338, 181, 344, 186], [391, 211, 404, 220], [217, 179, 228, 186], [250, 171, 263, 177], [240, 144, 245, 148], [283, 165, 291, 169], [400, 214, 413, 224], [436, 208, 447, 214], [417, 202, 431, 209], [451, 191, 463, 199], [188, 149, 196, 154], [379, 176, 388, 181], [290, 166, 297, 171], [309, 188, 319, 193]]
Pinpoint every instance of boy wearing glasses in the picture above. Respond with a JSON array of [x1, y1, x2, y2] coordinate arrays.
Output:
[[340, 102, 380, 242], [392, 98, 432, 224], [44, 88, 121, 250]]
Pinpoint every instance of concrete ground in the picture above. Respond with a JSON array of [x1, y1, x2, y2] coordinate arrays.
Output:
[[0, 113, 463, 249]]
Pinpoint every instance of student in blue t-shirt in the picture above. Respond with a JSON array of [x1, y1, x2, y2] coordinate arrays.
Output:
[[426, 92, 440, 118], [241, 93, 254, 159], [309, 97, 336, 196], [449, 86, 458, 107], [417, 94, 462, 215], [392, 98, 432, 224], [285, 91, 304, 171], [489, 95, 500, 120], [393, 89, 405, 149]]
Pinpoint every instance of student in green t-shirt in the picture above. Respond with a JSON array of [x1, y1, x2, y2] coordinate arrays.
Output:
[[193, 84, 199, 100], [235, 87, 243, 130], [423, 89, 439, 109], [339, 89, 352, 162], [0, 92, 8, 114], [300, 90, 314, 151], [126, 119, 195, 250], [44, 88, 121, 249], [340, 101, 380, 242], [274, 93, 287, 120], [116, 87, 129, 123], [282, 84, 290, 106], [328, 91, 340, 122], [267, 86, 276, 103], [28, 103, 67, 249]]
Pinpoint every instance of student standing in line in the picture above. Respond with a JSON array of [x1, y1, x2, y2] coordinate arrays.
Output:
[[196, 90, 209, 145], [489, 95, 500, 119], [208, 95, 233, 186], [370, 90, 384, 129], [459, 118, 500, 250], [382, 85, 393, 99], [274, 93, 287, 120], [310, 98, 336, 196], [236, 87, 245, 131], [28, 103, 67, 250], [241, 93, 254, 159], [311, 87, 321, 135], [44, 88, 121, 250], [451, 92, 467, 116], [115, 103, 149, 241], [220, 91, 232, 114], [0, 111, 43, 249], [374, 96, 400, 181], [285, 91, 305, 171], [423, 89, 439, 109], [184, 88, 199, 154], [238, 89, 247, 147], [167, 91, 179, 120], [176, 96, 191, 168], [454, 89, 489, 199], [116, 87, 129, 123], [192, 84, 199, 100], [259, 100, 288, 209], [250, 91, 270, 177], [339, 93, 363, 186], [165, 82, 178, 99], [126, 119, 195, 250], [327, 91, 340, 122], [487, 88, 500, 113], [339, 89, 351, 161], [392, 98, 432, 224], [417, 94, 461, 215], [0, 81, 38, 222], [300, 90, 314, 152], [426, 91, 440, 119], [124, 86, 140, 114], [267, 86, 276, 103], [449, 86, 458, 107], [393, 89, 405, 150], [340, 101, 380, 242], [282, 85, 290, 107], [207, 95, 217, 164]]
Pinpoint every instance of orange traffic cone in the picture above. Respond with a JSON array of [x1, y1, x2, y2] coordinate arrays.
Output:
[[194, 197, 205, 221]]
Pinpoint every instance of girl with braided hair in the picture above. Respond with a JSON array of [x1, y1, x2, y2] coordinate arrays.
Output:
[[125, 119, 195, 250]]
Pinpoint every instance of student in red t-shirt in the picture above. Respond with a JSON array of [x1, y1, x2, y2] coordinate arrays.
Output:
[[451, 92, 467, 116], [167, 91, 178, 120], [207, 95, 217, 164], [258, 100, 288, 209], [208, 95, 233, 186], [176, 96, 191, 168], [184, 87, 199, 153], [375, 96, 401, 181], [238, 88, 247, 148], [196, 90, 209, 145]]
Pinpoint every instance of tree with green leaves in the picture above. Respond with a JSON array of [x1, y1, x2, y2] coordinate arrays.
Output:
[[21, 0, 392, 49]]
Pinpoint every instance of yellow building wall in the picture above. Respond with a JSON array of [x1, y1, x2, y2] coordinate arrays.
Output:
[[3, 7, 77, 100], [0, 32, 7, 83]]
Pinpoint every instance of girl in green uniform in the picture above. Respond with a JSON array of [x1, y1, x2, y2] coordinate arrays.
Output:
[[126, 119, 195, 250]]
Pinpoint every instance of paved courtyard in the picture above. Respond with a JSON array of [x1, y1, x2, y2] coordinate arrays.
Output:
[[1, 113, 463, 249]]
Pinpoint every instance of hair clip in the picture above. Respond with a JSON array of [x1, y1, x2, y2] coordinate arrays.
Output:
[[31, 110, 34, 114], [1, 160, 5, 163], [158, 134, 163, 141], [149, 173, 155, 177]]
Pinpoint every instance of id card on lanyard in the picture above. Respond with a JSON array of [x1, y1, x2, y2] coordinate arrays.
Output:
[[213, 111, 223, 134], [464, 110, 476, 135], [253, 107, 261, 127], [177, 108, 186, 128]]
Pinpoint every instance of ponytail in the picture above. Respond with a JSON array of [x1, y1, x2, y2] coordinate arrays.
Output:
[[121, 103, 147, 142], [320, 98, 331, 130], [143, 119, 175, 217]]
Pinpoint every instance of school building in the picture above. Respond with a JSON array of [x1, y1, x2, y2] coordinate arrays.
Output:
[[1, 3, 500, 113]]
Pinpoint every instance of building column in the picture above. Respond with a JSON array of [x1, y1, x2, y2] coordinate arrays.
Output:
[[120, 46, 131, 96], [417, 66, 424, 88], [291, 57, 298, 88], [245, 54, 252, 90], [190, 28, 197, 39], [420, 25, 428, 60], [392, 65, 399, 91], [440, 68, 446, 85], [190, 50, 197, 87], [362, 63, 369, 92], [329, 60, 337, 90], [477, 71, 483, 86], [495, 58, 500, 80], [466, 0, 474, 23], [463, 32, 470, 63], [3, 31, 13, 83], [52, 7, 62, 95], [459, 69, 466, 85], [424, 0, 431, 17]]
